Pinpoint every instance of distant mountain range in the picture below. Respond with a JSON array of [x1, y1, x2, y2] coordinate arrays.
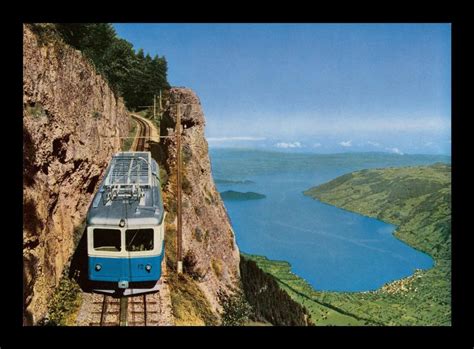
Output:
[[215, 179, 255, 185]]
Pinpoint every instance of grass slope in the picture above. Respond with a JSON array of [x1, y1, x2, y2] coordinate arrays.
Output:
[[121, 117, 137, 151], [251, 163, 451, 326]]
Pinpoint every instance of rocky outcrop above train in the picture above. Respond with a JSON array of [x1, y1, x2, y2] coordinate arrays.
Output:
[[160, 88, 241, 321], [23, 25, 129, 325]]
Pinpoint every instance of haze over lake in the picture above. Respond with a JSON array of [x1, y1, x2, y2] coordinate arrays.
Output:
[[210, 149, 450, 292]]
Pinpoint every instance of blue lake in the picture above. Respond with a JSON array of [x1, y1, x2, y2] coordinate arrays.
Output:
[[209, 149, 450, 292]]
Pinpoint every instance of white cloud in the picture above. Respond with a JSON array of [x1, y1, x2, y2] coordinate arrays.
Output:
[[313, 143, 322, 148], [367, 141, 381, 147], [207, 136, 266, 142], [276, 141, 302, 149], [339, 140, 352, 147], [385, 147, 404, 155], [424, 141, 434, 146]]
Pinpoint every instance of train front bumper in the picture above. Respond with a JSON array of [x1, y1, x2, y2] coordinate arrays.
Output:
[[88, 254, 163, 284]]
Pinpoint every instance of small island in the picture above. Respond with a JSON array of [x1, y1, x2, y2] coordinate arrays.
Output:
[[220, 190, 266, 201]]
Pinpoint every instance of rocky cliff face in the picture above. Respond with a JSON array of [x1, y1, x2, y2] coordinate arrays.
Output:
[[160, 88, 241, 319], [23, 25, 129, 325]]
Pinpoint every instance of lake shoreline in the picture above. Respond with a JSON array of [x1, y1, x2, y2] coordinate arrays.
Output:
[[292, 163, 451, 325], [212, 150, 451, 325]]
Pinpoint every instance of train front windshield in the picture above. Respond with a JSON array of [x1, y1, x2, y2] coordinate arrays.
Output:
[[92, 228, 155, 253], [126, 229, 154, 251], [93, 229, 121, 252]]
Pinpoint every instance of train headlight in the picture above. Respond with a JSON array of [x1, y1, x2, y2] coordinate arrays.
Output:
[[95, 264, 102, 271], [119, 219, 125, 227], [145, 264, 152, 272]]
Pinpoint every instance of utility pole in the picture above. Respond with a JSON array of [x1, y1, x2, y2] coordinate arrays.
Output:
[[176, 103, 183, 274], [159, 90, 162, 110], [158, 89, 162, 124]]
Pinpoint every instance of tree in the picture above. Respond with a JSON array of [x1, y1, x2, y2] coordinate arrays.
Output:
[[239, 255, 312, 326], [101, 38, 136, 96]]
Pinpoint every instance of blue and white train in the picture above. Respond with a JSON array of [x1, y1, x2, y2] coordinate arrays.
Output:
[[86, 151, 166, 296]]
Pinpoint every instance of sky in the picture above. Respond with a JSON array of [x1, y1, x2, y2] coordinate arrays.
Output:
[[113, 23, 451, 155]]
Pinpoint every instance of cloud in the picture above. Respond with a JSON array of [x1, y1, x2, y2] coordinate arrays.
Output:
[[339, 140, 352, 147], [367, 141, 381, 147], [276, 141, 302, 148], [207, 136, 266, 142], [313, 143, 322, 148], [424, 141, 434, 146], [385, 147, 404, 155]]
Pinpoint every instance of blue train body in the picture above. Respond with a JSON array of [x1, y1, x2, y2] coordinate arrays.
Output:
[[85, 151, 166, 296], [88, 254, 164, 283]]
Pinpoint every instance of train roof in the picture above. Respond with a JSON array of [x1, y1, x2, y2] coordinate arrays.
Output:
[[86, 151, 164, 227]]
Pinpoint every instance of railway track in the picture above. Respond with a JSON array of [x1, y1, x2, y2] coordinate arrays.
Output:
[[131, 114, 151, 151], [88, 295, 122, 326], [89, 293, 162, 326]]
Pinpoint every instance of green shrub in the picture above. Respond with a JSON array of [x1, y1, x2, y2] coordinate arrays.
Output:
[[218, 289, 253, 326], [26, 102, 47, 118], [167, 198, 177, 217], [38, 269, 81, 326], [159, 167, 169, 190], [168, 273, 218, 326], [165, 225, 176, 271]]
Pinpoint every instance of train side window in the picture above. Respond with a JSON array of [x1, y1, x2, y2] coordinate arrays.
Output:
[[126, 229, 154, 251], [93, 229, 121, 252]]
